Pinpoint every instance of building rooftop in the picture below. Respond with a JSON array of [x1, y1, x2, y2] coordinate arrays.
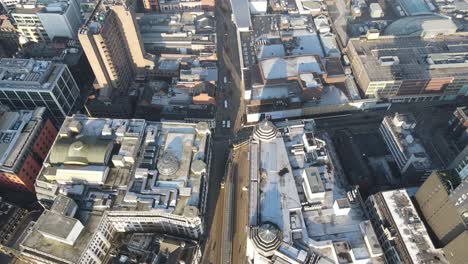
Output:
[[381, 113, 431, 171], [0, 58, 65, 91], [20, 210, 102, 264], [0, 108, 46, 172], [230, 0, 252, 30], [384, 15, 457, 37], [257, 44, 286, 60], [348, 35, 468, 82], [290, 29, 324, 57], [139, 12, 215, 34], [381, 189, 447, 263], [35, 115, 211, 218], [35, 210, 83, 244], [259, 55, 323, 81], [251, 14, 325, 58], [397, 0, 431, 15], [111, 233, 200, 264], [27, 115, 211, 263], [17, 40, 84, 67], [12, 4, 44, 14], [248, 120, 384, 263]]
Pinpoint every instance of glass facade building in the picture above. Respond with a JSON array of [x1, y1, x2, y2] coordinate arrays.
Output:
[[0, 58, 80, 124]]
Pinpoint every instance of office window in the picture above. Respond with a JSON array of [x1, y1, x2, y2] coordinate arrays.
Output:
[[28, 92, 42, 100], [34, 100, 47, 106], [57, 77, 66, 90], [23, 100, 36, 108], [0, 98, 11, 105], [66, 78, 76, 91], [4, 91, 18, 100], [62, 69, 71, 81], [16, 91, 29, 100], [57, 94, 66, 106], [40, 92, 54, 101], [52, 85, 61, 97], [10, 99, 25, 108]]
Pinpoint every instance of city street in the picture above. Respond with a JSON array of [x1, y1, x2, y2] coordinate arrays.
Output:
[[202, 186, 225, 264], [201, 0, 246, 262]]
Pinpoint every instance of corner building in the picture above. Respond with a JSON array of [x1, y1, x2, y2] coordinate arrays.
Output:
[[19, 115, 212, 263], [0, 58, 81, 124], [0, 107, 57, 192]]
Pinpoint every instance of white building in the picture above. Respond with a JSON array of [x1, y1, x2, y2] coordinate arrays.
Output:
[[37, 0, 82, 40], [247, 119, 384, 263], [313, 14, 330, 34], [369, 3, 383, 18], [379, 113, 432, 183], [302, 167, 325, 203], [0, 0, 20, 11], [12, 0, 81, 43], [12, 4, 49, 43], [249, 0, 267, 14]]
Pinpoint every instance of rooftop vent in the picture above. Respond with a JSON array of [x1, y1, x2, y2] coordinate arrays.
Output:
[[379, 56, 400, 66], [68, 120, 82, 134]]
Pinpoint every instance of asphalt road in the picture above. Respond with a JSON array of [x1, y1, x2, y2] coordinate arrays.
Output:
[[201, 0, 245, 262], [202, 186, 225, 264]]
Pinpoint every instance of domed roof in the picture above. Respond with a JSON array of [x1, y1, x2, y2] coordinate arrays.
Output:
[[191, 159, 206, 175], [384, 15, 457, 37], [157, 151, 180, 176], [258, 120, 276, 131], [258, 223, 281, 244], [250, 222, 282, 257], [253, 120, 278, 142]]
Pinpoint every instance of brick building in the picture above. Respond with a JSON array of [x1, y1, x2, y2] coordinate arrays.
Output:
[[0, 107, 57, 192]]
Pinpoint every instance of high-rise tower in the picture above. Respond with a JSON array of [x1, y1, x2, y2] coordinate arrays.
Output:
[[78, 0, 154, 94]]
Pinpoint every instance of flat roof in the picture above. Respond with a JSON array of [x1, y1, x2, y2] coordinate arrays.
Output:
[[304, 167, 324, 193], [291, 30, 324, 57], [230, 0, 252, 30], [0, 58, 64, 90], [348, 35, 468, 82], [259, 55, 323, 80], [35, 211, 79, 240], [21, 212, 102, 264], [0, 109, 44, 170], [381, 190, 445, 263], [257, 137, 303, 243], [257, 44, 286, 60]]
